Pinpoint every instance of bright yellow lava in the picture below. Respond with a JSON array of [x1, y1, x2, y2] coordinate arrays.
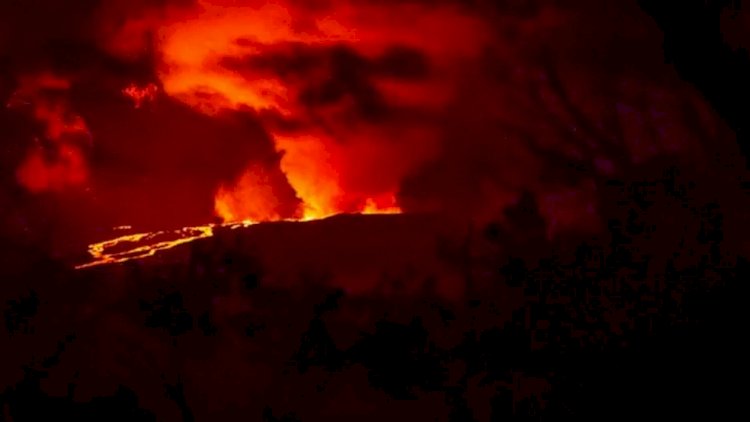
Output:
[[75, 209, 399, 270], [75, 220, 256, 270]]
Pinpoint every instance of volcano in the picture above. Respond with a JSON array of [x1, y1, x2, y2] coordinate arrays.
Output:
[[2, 0, 749, 420]]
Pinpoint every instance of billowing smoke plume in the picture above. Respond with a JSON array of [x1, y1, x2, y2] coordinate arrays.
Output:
[[97, 0, 492, 221], [0, 0, 733, 251]]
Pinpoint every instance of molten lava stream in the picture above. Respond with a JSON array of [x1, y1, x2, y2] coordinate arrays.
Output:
[[75, 225, 217, 269], [76, 206, 401, 270]]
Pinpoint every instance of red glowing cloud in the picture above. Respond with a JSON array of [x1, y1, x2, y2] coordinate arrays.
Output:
[[99, 0, 491, 222], [1, 0, 727, 247], [8, 73, 91, 193]]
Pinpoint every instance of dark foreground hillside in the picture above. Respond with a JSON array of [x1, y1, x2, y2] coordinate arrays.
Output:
[[1, 165, 747, 421]]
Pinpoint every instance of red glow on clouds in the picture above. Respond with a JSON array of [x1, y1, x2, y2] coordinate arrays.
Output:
[[4, 0, 723, 249], [8, 73, 91, 193], [100, 0, 489, 223]]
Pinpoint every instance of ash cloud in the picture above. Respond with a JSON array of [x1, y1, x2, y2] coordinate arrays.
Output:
[[0, 0, 738, 255]]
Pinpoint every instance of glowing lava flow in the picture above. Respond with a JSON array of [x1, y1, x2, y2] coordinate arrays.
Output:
[[75, 219, 263, 269], [75, 224, 218, 269], [75, 209, 400, 269]]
